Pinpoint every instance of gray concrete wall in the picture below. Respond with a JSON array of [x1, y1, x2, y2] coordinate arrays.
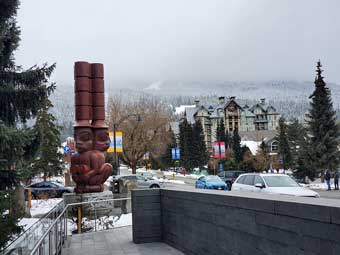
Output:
[[132, 188, 340, 255], [132, 189, 162, 244]]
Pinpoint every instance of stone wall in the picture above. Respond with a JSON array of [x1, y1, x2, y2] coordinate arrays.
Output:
[[132, 188, 340, 255]]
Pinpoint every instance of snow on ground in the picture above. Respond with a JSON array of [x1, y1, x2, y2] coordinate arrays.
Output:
[[307, 182, 336, 190], [67, 213, 132, 234], [18, 218, 40, 231], [114, 213, 132, 228], [30, 198, 63, 217]]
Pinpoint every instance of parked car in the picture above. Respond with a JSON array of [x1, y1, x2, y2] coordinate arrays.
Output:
[[110, 175, 164, 193], [137, 172, 154, 180], [231, 173, 320, 198], [180, 168, 188, 175], [25, 181, 74, 199], [218, 170, 245, 190], [195, 175, 227, 190]]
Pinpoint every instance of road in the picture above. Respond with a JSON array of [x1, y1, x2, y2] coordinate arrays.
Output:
[[163, 176, 340, 200]]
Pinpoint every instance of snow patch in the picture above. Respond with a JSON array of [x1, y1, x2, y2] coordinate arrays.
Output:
[[145, 81, 162, 91], [30, 198, 63, 217], [175, 105, 196, 115], [241, 140, 261, 155]]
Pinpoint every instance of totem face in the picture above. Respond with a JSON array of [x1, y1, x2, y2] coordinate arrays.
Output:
[[93, 128, 110, 152], [74, 127, 93, 153]]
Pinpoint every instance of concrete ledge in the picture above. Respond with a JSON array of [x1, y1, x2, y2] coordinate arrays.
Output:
[[133, 188, 340, 254]]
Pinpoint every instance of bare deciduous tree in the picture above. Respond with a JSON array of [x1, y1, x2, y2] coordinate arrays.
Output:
[[107, 95, 171, 173]]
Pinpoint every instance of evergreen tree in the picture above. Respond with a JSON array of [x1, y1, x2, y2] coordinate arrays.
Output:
[[179, 119, 194, 170], [232, 129, 242, 165], [192, 120, 209, 169], [0, 0, 56, 249], [306, 61, 340, 173], [162, 127, 177, 168], [287, 119, 306, 168], [30, 99, 63, 180], [277, 117, 292, 169]]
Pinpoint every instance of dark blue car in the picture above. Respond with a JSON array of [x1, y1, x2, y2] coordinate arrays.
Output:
[[195, 175, 227, 190], [25, 181, 74, 199]]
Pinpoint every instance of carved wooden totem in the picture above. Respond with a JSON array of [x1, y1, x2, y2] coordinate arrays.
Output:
[[71, 62, 112, 193]]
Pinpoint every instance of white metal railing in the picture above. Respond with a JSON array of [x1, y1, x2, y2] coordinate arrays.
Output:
[[29, 197, 131, 255]]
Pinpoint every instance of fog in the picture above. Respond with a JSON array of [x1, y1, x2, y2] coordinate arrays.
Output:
[[16, 0, 340, 86]]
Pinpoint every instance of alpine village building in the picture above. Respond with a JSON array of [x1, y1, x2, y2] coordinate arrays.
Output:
[[183, 96, 280, 154]]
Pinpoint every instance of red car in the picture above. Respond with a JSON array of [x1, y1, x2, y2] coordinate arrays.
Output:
[[180, 168, 188, 175]]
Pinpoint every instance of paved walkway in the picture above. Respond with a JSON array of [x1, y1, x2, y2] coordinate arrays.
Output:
[[62, 226, 184, 255]]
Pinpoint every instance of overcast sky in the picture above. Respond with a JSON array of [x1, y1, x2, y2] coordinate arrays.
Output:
[[15, 0, 340, 86]]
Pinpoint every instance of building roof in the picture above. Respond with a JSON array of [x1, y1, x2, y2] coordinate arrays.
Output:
[[184, 107, 199, 124], [239, 130, 277, 142], [182, 97, 278, 124]]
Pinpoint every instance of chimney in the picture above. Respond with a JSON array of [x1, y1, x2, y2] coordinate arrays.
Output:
[[194, 99, 200, 107], [229, 96, 236, 101], [260, 98, 266, 104], [218, 96, 225, 105]]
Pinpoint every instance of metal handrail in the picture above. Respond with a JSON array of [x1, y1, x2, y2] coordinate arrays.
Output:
[[3, 200, 64, 253], [29, 197, 131, 255]]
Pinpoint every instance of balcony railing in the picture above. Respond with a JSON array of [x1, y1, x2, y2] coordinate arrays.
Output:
[[3, 197, 131, 255]]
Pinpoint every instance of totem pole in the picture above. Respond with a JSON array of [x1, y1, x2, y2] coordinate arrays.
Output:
[[71, 61, 112, 193]]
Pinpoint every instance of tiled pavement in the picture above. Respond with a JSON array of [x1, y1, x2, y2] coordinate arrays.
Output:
[[62, 226, 184, 255]]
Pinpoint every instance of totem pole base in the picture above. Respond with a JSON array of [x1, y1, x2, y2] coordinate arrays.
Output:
[[63, 191, 121, 219]]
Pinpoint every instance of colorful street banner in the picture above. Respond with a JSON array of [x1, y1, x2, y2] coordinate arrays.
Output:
[[108, 131, 123, 153], [172, 147, 180, 160], [172, 148, 176, 160], [143, 152, 150, 160], [220, 142, 226, 159], [176, 147, 180, 160], [213, 142, 220, 159], [214, 141, 227, 159]]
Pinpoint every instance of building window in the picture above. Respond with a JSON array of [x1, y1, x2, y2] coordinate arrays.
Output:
[[271, 141, 279, 152]]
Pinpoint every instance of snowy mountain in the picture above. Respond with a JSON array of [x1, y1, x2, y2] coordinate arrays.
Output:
[[50, 80, 340, 140]]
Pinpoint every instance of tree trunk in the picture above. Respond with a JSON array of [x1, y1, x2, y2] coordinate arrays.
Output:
[[10, 185, 30, 218], [131, 161, 137, 174]]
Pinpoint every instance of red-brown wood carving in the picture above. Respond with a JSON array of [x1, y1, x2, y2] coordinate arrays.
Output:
[[71, 62, 112, 193]]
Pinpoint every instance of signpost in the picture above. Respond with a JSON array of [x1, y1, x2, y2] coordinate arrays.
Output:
[[63, 145, 70, 153]]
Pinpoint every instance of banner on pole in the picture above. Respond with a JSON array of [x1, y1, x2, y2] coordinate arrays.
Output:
[[175, 147, 180, 160], [213, 142, 220, 159], [108, 131, 123, 153], [220, 142, 226, 159], [143, 152, 150, 160], [172, 147, 180, 160], [172, 148, 176, 160]]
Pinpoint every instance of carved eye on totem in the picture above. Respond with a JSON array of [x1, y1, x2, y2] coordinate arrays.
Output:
[[94, 129, 110, 151]]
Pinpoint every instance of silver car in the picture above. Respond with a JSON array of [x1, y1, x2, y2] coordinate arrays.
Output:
[[111, 175, 164, 193]]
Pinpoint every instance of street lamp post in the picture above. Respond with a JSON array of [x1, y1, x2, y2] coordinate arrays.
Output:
[[113, 123, 118, 175]]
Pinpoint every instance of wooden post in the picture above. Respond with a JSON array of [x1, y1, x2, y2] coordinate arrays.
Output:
[[77, 206, 82, 234], [28, 189, 32, 208]]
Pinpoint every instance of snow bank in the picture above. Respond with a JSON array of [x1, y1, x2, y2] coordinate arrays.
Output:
[[30, 198, 63, 217], [18, 218, 40, 231]]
